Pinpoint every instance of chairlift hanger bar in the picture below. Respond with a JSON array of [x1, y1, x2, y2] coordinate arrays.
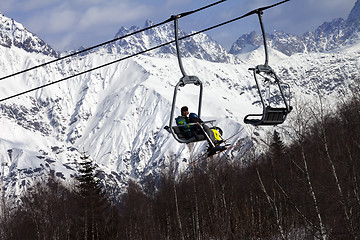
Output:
[[173, 16, 187, 77], [232, 0, 289, 71], [252, 0, 290, 66], [258, 12, 269, 66]]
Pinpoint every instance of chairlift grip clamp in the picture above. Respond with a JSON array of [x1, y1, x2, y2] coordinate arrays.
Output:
[[170, 15, 180, 21], [179, 75, 201, 86]]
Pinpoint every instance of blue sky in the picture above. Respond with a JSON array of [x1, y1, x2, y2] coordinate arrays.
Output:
[[0, 0, 356, 52]]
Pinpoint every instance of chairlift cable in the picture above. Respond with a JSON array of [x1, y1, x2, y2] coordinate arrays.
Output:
[[0, 39, 176, 103], [0, 0, 227, 82], [181, 0, 290, 41], [0, 0, 290, 103], [171, 0, 227, 19]]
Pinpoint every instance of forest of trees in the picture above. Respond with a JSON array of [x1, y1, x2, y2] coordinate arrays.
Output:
[[0, 94, 359, 239]]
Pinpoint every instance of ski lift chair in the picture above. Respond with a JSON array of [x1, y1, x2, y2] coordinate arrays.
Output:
[[243, 8, 292, 126], [164, 15, 222, 149], [244, 65, 292, 126], [164, 74, 218, 148]]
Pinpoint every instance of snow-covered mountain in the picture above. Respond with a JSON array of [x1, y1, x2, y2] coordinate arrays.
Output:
[[230, 0, 360, 56], [105, 20, 234, 63], [0, 2, 359, 203], [0, 46, 253, 201], [0, 13, 57, 57]]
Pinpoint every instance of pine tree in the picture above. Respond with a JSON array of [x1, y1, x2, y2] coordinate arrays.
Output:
[[76, 152, 109, 240], [269, 130, 285, 160], [77, 153, 102, 198]]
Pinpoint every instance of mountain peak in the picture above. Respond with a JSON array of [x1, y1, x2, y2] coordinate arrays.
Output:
[[0, 12, 57, 57], [107, 20, 233, 63], [230, 1, 360, 56], [144, 20, 154, 28]]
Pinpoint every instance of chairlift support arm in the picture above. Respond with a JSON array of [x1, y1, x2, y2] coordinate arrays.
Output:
[[256, 10, 269, 66], [172, 15, 187, 77]]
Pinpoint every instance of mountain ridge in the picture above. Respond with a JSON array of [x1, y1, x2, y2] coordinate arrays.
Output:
[[104, 20, 235, 63], [230, 0, 360, 55], [0, 13, 57, 57], [1, 1, 359, 60]]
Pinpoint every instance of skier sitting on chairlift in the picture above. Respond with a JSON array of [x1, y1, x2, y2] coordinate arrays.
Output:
[[176, 106, 225, 155]]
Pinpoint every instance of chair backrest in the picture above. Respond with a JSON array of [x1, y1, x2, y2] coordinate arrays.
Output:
[[172, 126, 195, 141], [262, 107, 288, 125], [244, 107, 289, 126]]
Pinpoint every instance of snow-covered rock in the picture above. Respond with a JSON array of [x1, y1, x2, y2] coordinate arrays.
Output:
[[105, 20, 234, 63], [0, 13, 57, 57]]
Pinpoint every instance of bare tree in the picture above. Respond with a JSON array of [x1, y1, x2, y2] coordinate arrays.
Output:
[[256, 168, 286, 240], [300, 142, 327, 240]]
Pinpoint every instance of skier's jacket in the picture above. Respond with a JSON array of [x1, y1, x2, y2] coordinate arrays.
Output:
[[175, 116, 193, 138]]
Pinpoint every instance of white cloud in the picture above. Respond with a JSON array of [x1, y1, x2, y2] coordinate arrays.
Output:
[[2, 0, 155, 50], [50, 10, 78, 32], [24, 3, 77, 34], [50, 32, 76, 51], [77, 2, 151, 30]]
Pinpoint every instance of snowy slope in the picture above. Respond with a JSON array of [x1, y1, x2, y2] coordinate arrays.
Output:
[[0, 49, 250, 200], [1, 42, 359, 201]]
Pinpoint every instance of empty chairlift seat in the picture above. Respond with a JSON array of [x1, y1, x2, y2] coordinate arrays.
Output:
[[244, 106, 291, 126]]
